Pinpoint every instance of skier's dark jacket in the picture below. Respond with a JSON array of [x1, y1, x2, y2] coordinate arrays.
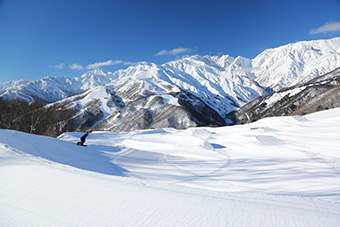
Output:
[[80, 132, 89, 142]]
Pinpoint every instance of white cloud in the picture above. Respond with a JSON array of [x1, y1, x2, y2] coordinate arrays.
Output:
[[155, 47, 192, 56], [155, 50, 168, 56], [59, 60, 139, 71], [69, 63, 84, 70], [310, 21, 340, 34], [86, 60, 123, 70], [53, 63, 65, 69], [123, 61, 143, 66]]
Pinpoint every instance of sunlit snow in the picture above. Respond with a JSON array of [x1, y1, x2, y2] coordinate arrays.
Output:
[[1, 108, 340, 226]]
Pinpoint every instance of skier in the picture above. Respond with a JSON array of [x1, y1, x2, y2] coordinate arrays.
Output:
[[77, 132, 89, 146]]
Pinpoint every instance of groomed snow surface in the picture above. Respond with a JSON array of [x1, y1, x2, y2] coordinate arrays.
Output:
[[1, 108, 340, 227]]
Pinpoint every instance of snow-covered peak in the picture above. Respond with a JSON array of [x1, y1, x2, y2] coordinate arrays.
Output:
[[0, 76, 81, 102], [165, 55, 213, 68], [80, 68, 106, 77], [209, 55, 235, 69], [0, 79, 29, 93], [76, 69, 115, 90], [253, 37, 340, 90], [1, 37, 340, 118], [161, 55, 264, 114]]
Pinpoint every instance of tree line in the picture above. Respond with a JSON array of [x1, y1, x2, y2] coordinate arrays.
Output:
[[0, 97, 76, 137]]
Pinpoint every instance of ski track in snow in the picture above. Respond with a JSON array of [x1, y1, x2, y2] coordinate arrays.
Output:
[[1, 109, 340, 226]]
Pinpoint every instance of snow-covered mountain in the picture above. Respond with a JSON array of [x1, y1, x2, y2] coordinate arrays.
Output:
[[2, 37, 339, 101], [253, 37, 340, 91], [0, 69, 116, 103], [1, 37, 340, 131], [49, 63, 226, 131], [0, 76, 81, 103], [235, 66, 340, 124]]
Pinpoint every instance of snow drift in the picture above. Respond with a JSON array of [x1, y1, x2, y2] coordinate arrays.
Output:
[[1, 108, 340, 226]]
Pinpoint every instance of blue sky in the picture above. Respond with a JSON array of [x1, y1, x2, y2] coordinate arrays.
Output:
[[1, 0, 340, 83]]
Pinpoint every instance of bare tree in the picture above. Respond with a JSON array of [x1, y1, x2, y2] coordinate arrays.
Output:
[[0, 97, 75, 137]]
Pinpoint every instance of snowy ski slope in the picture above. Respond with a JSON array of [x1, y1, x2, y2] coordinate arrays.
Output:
[[1, 108, 340, 226]]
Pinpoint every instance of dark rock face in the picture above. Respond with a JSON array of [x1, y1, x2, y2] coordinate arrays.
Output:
[[77, 99, 104, 130], [51, 66, 340, 132], [42, 71, 228, 133], [93, 91, 226, 132], [106, 88, 125, 109], [42, 66, 340, 133], [174, 92, 226, 126], [234, 67, 340, 124]]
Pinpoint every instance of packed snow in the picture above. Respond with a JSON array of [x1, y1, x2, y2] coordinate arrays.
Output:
[[1, 108, 340, 226]]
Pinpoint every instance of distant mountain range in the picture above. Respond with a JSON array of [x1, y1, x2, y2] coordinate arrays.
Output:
[[1, 37, 340, 132]]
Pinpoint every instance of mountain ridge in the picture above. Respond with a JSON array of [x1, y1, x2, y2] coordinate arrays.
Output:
[[2, 37, 340, 102], [234, 66, 340, 124], [1, 37, 340, 132]]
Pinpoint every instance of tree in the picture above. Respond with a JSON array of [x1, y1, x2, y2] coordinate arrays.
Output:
[[0, 97, 75, 137]]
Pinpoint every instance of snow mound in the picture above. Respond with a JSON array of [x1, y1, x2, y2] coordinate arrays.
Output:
[[1, 108, 340, 226]]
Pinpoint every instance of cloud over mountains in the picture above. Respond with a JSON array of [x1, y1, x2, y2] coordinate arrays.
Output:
[[310, 21, 340, 34], [155, 47, 192, 56]]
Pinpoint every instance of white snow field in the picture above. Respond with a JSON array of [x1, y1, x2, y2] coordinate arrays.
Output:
[[1, 108, 340, 227]]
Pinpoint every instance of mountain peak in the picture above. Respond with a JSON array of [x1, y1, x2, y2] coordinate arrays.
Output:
[[253, 36, 340, 90], [80, 68, 107, 78], [1, 37, 340, 130]]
